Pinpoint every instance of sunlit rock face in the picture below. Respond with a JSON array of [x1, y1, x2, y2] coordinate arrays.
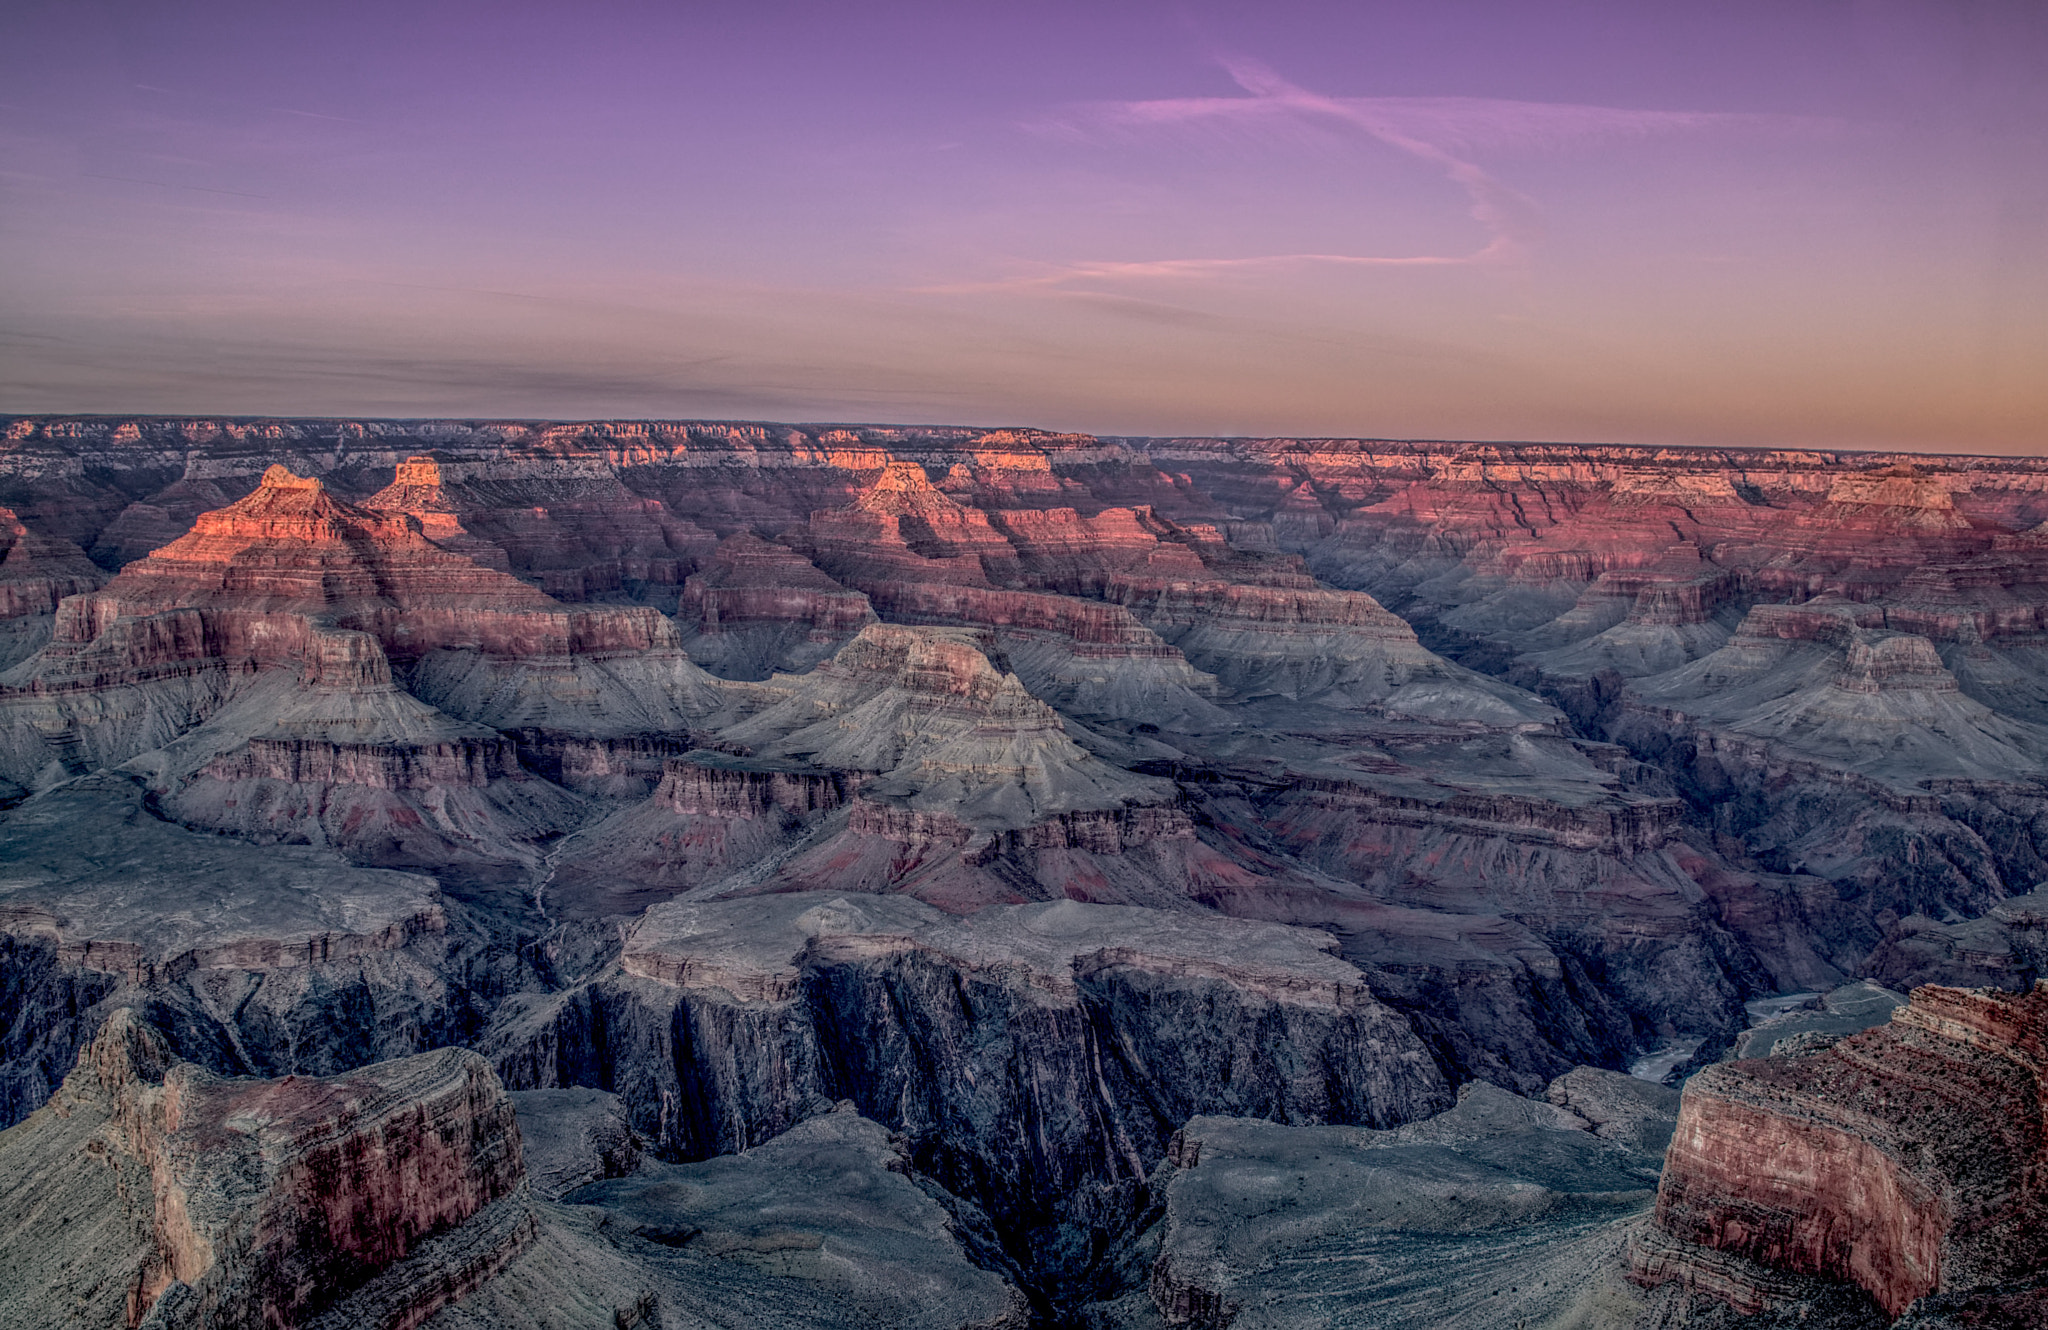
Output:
[[1635, 983, 2048, 1321], [13, 418, 2048, 1323]]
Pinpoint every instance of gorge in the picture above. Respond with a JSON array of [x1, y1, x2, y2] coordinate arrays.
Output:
[[3, 416, 2047, 1328]]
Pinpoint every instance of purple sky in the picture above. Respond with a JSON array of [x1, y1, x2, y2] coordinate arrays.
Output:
[[3, 0, 2045, 449]]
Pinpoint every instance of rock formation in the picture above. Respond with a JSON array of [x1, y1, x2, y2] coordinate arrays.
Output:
[[8, 418, 2048, 1323], [1129, 1072, 1677, 1329], [0, 506, 103, 675], [675, 531, 877, 679], [0, 465, 713, 794], [361, 453, 719, 605], [491, 892, 1452, 1318], [1635, 983, 2048, 1320], [0, 1010, 532, 1330]]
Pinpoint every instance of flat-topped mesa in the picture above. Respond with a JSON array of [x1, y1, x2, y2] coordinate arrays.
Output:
[[0, 1011, 532, 1330], [654, 753, 851, 819], [1833, 632, 1959, 694], [1634, 982, 2048, 1319], [622, 893, 1418, 1017]]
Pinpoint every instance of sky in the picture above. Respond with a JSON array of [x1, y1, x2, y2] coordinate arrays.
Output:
[[2, 0, 2045, 451]]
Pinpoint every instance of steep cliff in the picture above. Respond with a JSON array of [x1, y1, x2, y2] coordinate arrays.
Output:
[[0, 1010, 532, 1330], [10, 418, 2048, 1324], [1635, 983, 2048, 1319], [490, 892, 1452, 1316], [0, 506, 103, 674]]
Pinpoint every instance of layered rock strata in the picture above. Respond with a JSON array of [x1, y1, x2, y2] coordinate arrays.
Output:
[[0, 466, 712, 790], [492, 893, 1452, 1316], [0, 772, 504, 1128], [1635, 983, 2048, 1319], [675, 531, 877, 678], [0, 1010, 531, 1330], [1131, 1073, 1676, 1330], [0, 506, 103, 675], [363, 453, 719, 604]]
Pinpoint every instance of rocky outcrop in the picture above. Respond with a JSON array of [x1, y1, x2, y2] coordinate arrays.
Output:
[[1136, 1074, 1676, 1330], [495, 893, 1451, 1315], [795, 460, 1022, 588], [0, 773, 507, 1128], [0, 506, 102, 665], [16, 419, 2048, 1323], [654, 752, 849, 818], [0, 1010, 531, 1330], [0, 466, 712, 790], [716, 623, 1172, 831], [1635, 983, 2048, 1319], [676, 532, 876, 678], [438, 1105, 1026, 1330], [363, 454, 719, 604]]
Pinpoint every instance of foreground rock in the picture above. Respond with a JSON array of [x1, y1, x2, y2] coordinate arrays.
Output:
[[1635, 982, 2048, 1320], [493, 893, 1452, 1316], [431, 1107, 1025, 1330], [0, 773, 471, 1126], [1115, 1072, 1676, 1330], [0, 1010, 532, 1330]]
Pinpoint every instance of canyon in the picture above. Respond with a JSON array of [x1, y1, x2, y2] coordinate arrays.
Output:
[[4, 415, 2048, 1326]]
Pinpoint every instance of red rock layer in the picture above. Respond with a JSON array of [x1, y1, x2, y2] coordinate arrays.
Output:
[[62, 1010, 530, 1330], [1635, 983, 2048, 1317], [796, 461, 1016, 588], [195, 734, 520, 789], [26, 466, 681, 681], [655, 756, 851, 818]]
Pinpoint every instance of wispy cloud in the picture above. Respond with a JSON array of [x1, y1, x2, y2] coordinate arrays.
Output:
[[995, 60, 1839, 288]]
